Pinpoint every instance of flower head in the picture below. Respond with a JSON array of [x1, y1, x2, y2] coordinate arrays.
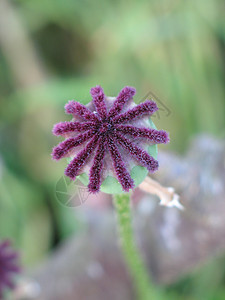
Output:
[[52, 86, 169, 193], [0, 240, 20, 298]]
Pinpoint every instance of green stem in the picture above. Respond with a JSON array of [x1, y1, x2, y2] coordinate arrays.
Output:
[[113, 193, 158, 300]]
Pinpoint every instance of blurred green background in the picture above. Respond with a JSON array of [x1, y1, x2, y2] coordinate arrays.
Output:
[[0, 0, 224, 299]]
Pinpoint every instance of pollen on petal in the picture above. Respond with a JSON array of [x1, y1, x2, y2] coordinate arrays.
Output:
[[108, 86, 136, 118], [107, 136, 134, 191], [64, 135, 99, 180], [116, 125, 169, 144], [113, 100, 158, 124], [52, 130, 95, 160], [52, 121, 96, 136], [65, 101, 99, 122], [90, 85, 107, 120], [115, 132, 159, 172], [88, 137, 106, 193]]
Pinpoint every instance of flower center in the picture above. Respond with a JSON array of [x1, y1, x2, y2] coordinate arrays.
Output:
[[99, 121, 113, 135]]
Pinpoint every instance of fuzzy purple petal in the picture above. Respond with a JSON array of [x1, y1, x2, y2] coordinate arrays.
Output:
[[52, 86, 169, 193], [107, 136, 134, 191], [88, 137, 106, 193], [3, 252, 18, 261], [90, 85, 107, 120], [65, 135, 99, 180], [0, 240, 20, 296], [114, 132, 159, 172], [65, 100, 99, 122], [4, 265, 20, 273], [1, 277, 15, 289], [113, 100, 158, 124], [0, 240, 11, 251], [52, 130, 96, 160], [116, 125, 169, 144], [52, 121, 96, 136], [108, 86, 136, 118]]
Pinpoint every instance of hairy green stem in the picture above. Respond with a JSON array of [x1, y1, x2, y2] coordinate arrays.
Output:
[[113, 193, 158, 300]]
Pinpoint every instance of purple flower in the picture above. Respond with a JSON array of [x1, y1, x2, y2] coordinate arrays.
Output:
[[52, 86, 169, 193], [0, 240, 20, 298]]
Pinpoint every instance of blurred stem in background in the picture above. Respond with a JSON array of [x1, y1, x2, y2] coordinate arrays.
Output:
[[113, 193, 159, 300], [0, 0, 47, 88]]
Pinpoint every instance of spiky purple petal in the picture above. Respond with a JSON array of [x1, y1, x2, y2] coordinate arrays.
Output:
[[113, 100, 158, 124], [65, 135, 99, 179], [107, 136, 134, 191], [52, 121, 96, 136], [65, 101, 99, 122], [114, 132, 159, 172], [90, 85, 107, 120], [52, 130, 96, 160], [108, 86, 136, 118], [88, 137, 106, 193], [52, 86, 169, 193], [116, 125, 169, 144]]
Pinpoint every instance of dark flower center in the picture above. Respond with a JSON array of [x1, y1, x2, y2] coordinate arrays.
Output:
[[99, 120, 113, 135]]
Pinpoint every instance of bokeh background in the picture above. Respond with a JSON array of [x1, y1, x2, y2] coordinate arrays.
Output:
[[0, 0, 224, 299]]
